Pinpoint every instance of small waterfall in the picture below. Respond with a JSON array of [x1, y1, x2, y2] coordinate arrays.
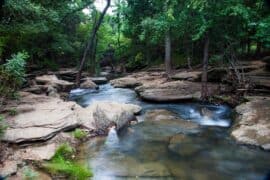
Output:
[[105, 126, 119, 146]]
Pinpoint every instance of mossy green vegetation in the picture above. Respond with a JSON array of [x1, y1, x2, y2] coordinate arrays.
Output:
[[72, 129, 88, 140], [43, 143, 92, 180]]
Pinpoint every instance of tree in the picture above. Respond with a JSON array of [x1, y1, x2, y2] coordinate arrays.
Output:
[[76, 0, 111, 87]]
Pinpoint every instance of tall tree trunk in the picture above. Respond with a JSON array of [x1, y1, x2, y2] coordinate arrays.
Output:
[[165, 31, 172, 76], [89, 35, 98, 74], [187, 41, 193, 70], [76, 0, 111, 87], [247, 39, 251, 55], [255, 42, 262, 56], [201, 34, 210, 100]]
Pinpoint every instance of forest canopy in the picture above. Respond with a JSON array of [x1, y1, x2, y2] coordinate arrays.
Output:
[[0, 0, 269, 73]]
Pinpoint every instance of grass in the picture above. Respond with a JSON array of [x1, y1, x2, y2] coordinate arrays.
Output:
[[72, 129, 88, 140], [43, 143, 92, 180]]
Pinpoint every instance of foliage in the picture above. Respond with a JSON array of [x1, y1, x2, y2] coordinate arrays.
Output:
[[0, 0, 269, 74], [126, 52, 147, 70], [44, 143, 92, 180], [0, 0, 94, 69], [0, 51, 28, 104], [72, 129, 88, 140]]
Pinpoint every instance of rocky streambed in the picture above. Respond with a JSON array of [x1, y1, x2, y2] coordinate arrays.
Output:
[[1, 66, 270, 179], [71, 83, 270, 180]]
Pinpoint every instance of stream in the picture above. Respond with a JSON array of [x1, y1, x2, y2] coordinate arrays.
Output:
[[70, 84, 270, 180]]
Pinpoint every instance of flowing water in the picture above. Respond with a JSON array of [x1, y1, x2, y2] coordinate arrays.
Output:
[[70, 84, 270, 180]]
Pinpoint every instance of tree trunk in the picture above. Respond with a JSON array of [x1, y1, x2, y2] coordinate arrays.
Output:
[[247, 39, 251, 55], [255, 42, 262, 55], [76, 0, 111, 87], [201, 34, 210, 100], [89, 35, 98, 74], [186, 40, 193, 70], [165, 31, 172, 76]]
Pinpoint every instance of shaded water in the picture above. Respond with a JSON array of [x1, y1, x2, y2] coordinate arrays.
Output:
[[70, 84, 270, 180]]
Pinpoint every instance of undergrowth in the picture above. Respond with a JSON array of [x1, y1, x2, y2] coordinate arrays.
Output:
[[43, 143, 92, 180]]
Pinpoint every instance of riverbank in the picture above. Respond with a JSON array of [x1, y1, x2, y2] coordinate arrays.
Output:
[[1, 60, 270, 179]]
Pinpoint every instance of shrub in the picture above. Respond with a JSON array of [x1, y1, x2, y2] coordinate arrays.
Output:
[[43, 143, 92, 180], [126, 52, 147, 70], [72, 129, 88, 140], [0, 51, 28, 104]]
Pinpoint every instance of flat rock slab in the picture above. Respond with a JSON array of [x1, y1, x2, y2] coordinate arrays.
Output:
[[14, 143, 57, 161], [2, 92, 80, 143], [135, 81, 218, 102], [35, 74, 74, 92], [231, 97, 270, 150], [110, 77, 142, 88], [89, 77, 108, 84], [2, 92, 142, 143], [171, 71, 202, 81]]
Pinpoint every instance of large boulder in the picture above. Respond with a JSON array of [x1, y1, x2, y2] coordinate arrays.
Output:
[[77, 101, 142, 133], [231, 97, 270, 150], [2, 92, 80, 143], [35, 75, 74, 92], [80, 78, 98, 89], [110, 77, 142, 88], [135, 81, 219, 102], [171, 71, 202, 81]]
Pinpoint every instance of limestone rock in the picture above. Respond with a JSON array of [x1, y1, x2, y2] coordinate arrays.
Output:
[[80, 78, 98, 89], [144, 109, 178, 121], [231, 98, 270, 150], [76, 101, 142, 132], [89, 77, 108, 84], [110, 77, 142, 88], [35, 75, 74, 92], [2, 93, 79, 143], [171, 71, 202, 81], [14, 143, 57, 161], [136, 81, 219, 102]]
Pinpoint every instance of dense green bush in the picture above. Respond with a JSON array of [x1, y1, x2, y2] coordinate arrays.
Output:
[[126, 52, 147, 70], [0, 51, 28, 104]]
